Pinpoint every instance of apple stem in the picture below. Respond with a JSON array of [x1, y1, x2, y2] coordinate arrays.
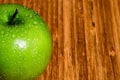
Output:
[[8, 9, 18, 25]]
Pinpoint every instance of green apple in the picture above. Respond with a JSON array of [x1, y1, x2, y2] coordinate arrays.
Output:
[[0, 4, 52, 80]]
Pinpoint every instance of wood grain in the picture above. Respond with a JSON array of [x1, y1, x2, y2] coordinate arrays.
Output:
[[0, 0, 120, 80]]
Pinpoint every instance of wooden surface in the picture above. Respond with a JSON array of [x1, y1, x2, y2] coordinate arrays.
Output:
[[0, 0, 120, 80]]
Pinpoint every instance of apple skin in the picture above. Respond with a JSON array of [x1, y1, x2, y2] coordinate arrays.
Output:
[[0, 4, 52, 80]]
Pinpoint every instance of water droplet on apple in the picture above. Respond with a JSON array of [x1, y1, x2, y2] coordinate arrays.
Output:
[[16, 29, 19, 32], [2, 40, 5, 43], [28, 25, 31, 28], [40, 22, 43, 25], [18, 53, 21, 56], [13, 50, 16, 53], [33, 21, 37, 25], [27, 38, 30, 41], [20, 72, 23, 76], [15, 25, 18, 27], [38, 54, 41, 57], [4, 10, 8, 13], [12, 35, 15, 38], [5, 34, 8, 36], [21, 34, 24, 37], [35, 51, 39, 54], [25, 14, 28, 17], [1, 31, 4, 34], [10, 30, 13, 33], [1, 35, 4, 38], [18, 61, 21, 64], [30, 15, 33, 18], [36, 38, 39, 41], [14, 40, 27, 49], [21, 20, 24, 23], [21, 28, 24, 32], [35, 26, 39, 28], [15, 44, 19, 48]]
